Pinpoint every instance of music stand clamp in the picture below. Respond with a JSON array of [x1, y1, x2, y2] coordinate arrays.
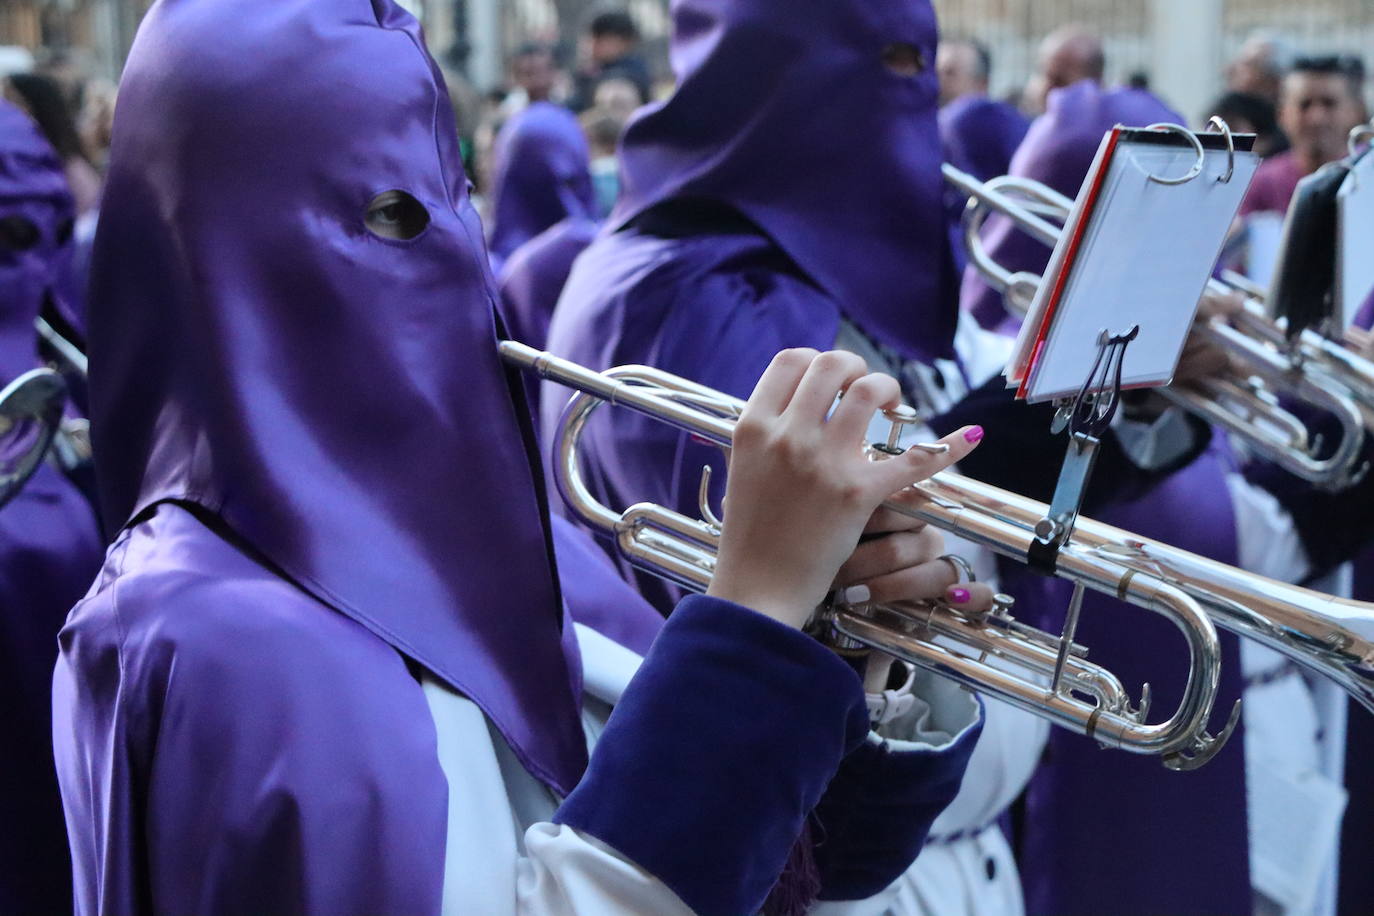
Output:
[[1028, 325, 1140, 577]]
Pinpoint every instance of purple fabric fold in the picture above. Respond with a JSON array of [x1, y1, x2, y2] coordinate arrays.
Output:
[[940, 94, 1029, 183], [609, 0, 958, 363], [54, 503, 449, 916]]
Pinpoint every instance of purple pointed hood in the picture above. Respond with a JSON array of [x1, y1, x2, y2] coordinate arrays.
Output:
[[0, 100, 75, 381], [88, 0, 588, 794], [962, 81, 1181, 329], [487, 102, 597, 263], [611, 0, 957, 363]]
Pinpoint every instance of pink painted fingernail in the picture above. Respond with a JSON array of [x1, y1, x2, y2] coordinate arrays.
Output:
[[948, 587, 971, 604], [963, 426, 984, 444]]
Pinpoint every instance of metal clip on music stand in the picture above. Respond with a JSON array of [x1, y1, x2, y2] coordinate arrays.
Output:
[[1028, 325, 1140, 694]]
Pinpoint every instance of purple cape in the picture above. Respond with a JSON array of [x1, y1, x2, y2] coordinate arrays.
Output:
[[0, 99, 102, 915], [939, 94, 1030, 183], [487, 102, 597, 264], [85, 0, 587, 795], [961, 81, 1181, 330], [497, 214, 599, 379], [611, 0, 958, 364]]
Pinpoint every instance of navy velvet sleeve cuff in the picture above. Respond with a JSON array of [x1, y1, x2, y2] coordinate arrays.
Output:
[[813, 705, 983, 901], [554, 594, 871, 916]]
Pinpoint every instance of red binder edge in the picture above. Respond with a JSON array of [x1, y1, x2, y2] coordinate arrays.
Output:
[[1016, 126, 1125, 400]]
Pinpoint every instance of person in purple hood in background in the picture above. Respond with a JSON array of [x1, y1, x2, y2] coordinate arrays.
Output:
[[53, 2, 997, 915], [542, 2, 1246, 914], [486, 101, 599, 271], [960, 47, 1368, 916], [0, 99, 104, 916]]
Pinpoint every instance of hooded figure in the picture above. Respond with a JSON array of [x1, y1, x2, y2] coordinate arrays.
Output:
[[486, 101, 598, 268], [54, 3, 983, 914], [939, 94, 1029, 185], [542, 3, 1232, 914], [0, 99, 103, 916]]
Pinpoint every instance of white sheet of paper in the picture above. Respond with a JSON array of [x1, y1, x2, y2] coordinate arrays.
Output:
[[1339, 152, 1374, 326], [1016, 139, 1259, 403], [1006, 132, 1117, 386], [1240, 212, 1286, 290]]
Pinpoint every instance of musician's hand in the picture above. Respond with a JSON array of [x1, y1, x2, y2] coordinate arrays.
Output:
[[707, 349, 983, 630], [1174, 290, 1242, 385], [1347, 326, 1374, 360], [836, 507, 995, 691]]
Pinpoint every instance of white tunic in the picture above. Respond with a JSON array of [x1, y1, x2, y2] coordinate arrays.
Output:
[[422, 623, 984, 915]]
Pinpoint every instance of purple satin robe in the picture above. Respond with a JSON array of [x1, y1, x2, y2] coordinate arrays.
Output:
[[0, 99, 102, 916], [497, 215, 599, 418], [487, 102, 598, 265], [939, 94, 1029, 184]]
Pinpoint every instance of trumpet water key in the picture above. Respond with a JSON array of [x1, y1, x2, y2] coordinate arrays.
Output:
[[502, 341, 1239, 770]]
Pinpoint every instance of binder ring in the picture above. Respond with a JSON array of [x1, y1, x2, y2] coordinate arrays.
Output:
[[1205, 116, 1236, 184], [1349, 122, 1374, 159], [1142, 123, 1205, 186]]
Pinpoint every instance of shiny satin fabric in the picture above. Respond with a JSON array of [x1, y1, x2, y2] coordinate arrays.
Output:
[[0, 98, 102, 916], [487, 102, 598, 265], [960, 80, 1180, 331], [87, 0, 586, 794], [610, 0, 959, 364]]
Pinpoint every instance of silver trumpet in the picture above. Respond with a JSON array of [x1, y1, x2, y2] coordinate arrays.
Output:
[[945, 164, 1369, 490], [0, 368, 67, 510], [503, 341, 1374, 771], [503, 341, 1239, 769]]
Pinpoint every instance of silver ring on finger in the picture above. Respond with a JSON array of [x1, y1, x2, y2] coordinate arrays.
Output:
[[939, 553, 976, 584]]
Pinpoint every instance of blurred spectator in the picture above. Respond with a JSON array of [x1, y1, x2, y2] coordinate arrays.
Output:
[[1241, 55, 1369, 218], [4, 72, 101, 215], [1126, 70, 1151, 91], [568, 11, 651, 112], [593, 76, 642, 124], [77, 78, 118, 173], [1039, 25, 1105, 94], [1208, 90, 1287, 158], [937, 38, 1029, 183], [1226, 32, 1298, 106], [582, 108, 624, 218], [936, 37, 991, 106], [496, 42, 564, 123]]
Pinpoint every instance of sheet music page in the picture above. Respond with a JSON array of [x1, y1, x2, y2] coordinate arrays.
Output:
[[1338, 152, 1374, 326], [1005, 131, 1118, 386], [1023, 141, 1260, 403], [1238, 212, 1285, 289]]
